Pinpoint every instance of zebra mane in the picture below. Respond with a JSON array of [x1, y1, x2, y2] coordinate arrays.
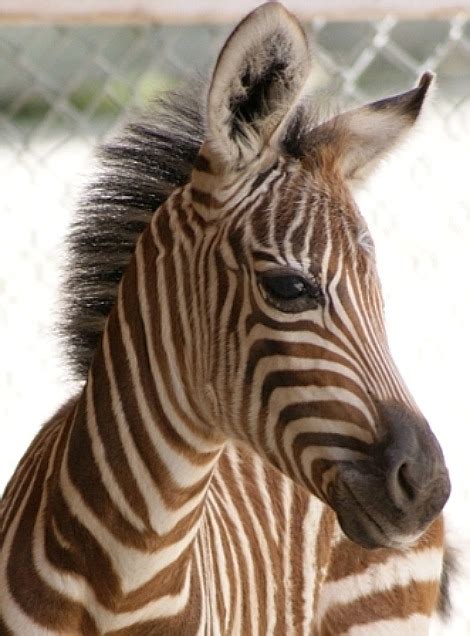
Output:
[[61, 81, 320, 380], [61, 88, 205, 379]]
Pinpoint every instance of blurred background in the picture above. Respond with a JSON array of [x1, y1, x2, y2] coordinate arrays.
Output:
[[0, 1, 469, 632]]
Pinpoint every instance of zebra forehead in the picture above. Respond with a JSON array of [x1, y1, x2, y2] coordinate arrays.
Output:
[[238, 167, 369, 251]]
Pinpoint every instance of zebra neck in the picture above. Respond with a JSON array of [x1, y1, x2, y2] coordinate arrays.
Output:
[[57, 222, 225, 593]]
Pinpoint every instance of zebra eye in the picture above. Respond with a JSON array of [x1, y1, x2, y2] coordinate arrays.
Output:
[[262, 274, 307, 299], [258, 271, 323, 313]]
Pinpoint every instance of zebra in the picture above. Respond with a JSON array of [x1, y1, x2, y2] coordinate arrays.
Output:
[[0, 2, 451, 634]]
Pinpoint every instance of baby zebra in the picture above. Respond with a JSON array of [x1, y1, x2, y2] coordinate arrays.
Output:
[[0, 2, 451, 634]]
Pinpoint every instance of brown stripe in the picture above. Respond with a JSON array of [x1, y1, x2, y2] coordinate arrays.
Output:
[[204, 509, 226, 628], [91, 336, 152, 528], [137, 225, 217, 447], [191, 187, 223, 210], [290, 483, 309, 635], [261, 368, 368, 412], [262, 462, 288, 635], [107, 557, 202, 635], [218, 455, 270, 632], [6, 429, 98, 634], [0, 616, 14, 635], [326, 515, 444, 583], [319, 580, 438, 634], [206, 491, 240, 634], [66, 393, 149, 548], [1, 453, 42, 547], [1, 399, 76, 541], [45, 485, 122, 607], [313, 506, 336, 616], [244, 339, 361, 395], [193, 154, 212, 174], [211, 461, 252, 635]]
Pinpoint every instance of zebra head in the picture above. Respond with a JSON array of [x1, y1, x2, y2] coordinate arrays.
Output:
[[189, 2, 450, 549]]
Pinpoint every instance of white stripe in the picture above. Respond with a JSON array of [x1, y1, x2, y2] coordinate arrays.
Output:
[[302, 496, 325, 636], [344, 272, 399, 400], [253, 454, 279, 546], [102, 329, 214, 535], [317, 547, 443, 625], [207, 485, 243, 633], [212, 462, 260, 634], [0, 445, 54, 635], [284, 187, 310, 264], [135, 237, 220, 452], [205, 501, 231, 629], [228, 444, 277, 634], [247, 354, 370, 435], [193, 536, 207, 636], [59, 431, 203, 594], [117, 291, 219, 488], [85, 376, 146, 532], [282, 474, 294, 629]]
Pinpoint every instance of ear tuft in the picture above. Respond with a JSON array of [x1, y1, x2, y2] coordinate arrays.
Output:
[[206, 2, 311, 169], [418, 71, 434, 91]]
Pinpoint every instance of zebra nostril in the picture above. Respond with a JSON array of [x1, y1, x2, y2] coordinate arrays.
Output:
[[375, 401, 438, 509], [396, 462, 416, 501], [385, 456, 421, 509]]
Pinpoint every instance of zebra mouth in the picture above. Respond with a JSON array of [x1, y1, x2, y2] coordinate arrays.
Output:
[[329, 465, 437, 550], [332, 478, 410, 549]]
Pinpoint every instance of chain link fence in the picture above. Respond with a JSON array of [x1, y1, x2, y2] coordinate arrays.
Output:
[[1, 14, 470, 632]]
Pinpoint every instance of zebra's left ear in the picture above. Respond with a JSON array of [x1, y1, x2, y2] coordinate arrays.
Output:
[[312, 73, 433, 186], [205, 2, 311, 170]]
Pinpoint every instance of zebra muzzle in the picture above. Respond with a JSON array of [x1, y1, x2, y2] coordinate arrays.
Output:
[[329, 402, 451, 549]]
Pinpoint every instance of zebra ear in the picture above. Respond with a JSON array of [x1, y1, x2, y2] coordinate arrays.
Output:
[[312, 73, 434, 186], [206, 2, 311, 170]]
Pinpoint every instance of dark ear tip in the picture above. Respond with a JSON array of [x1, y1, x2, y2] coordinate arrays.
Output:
[[418, 71, 434, 93]]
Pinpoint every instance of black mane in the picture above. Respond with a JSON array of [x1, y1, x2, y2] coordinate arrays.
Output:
[[61, 90, 204, 378], [61, 85, 314, 380]]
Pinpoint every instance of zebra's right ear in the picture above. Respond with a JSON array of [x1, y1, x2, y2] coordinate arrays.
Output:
[[205, 2, 311, 170]]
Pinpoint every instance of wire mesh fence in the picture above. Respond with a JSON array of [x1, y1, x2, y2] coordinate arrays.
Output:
[[1, 14, 470, 632]]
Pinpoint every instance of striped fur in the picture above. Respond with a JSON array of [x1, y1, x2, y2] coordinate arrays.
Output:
[[1, 3, 450, 634]]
